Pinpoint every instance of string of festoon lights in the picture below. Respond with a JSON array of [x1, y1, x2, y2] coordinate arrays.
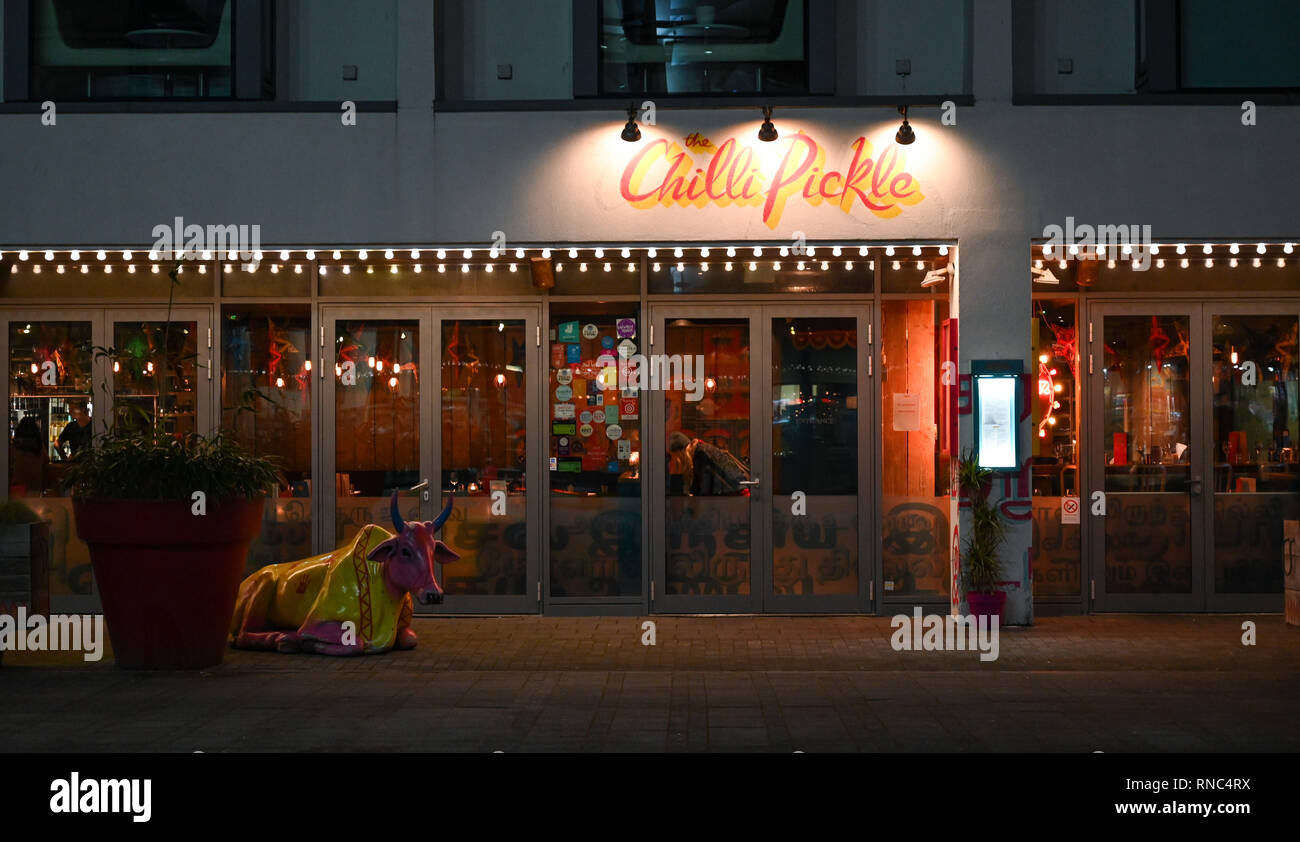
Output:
[[0, 243, 963, 279], [7, 241, 1296, 278], [1033, 241, 1295, 273]]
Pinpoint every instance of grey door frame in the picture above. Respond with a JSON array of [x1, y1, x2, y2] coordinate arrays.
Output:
[[647, 302, 874, 614], [424, 305, 543, 615], [320, 304, 543, 616], [1088, 301, 1206, 612], [1, 305, 215, 614]]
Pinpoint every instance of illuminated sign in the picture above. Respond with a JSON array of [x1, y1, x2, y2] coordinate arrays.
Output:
[[620, 132, 924, 230], [972, 360, 1024, 471]]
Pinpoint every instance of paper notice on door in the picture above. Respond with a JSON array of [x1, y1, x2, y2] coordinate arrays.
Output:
[[892, 393, 921, 432], [1061, 496, 1080, 524]]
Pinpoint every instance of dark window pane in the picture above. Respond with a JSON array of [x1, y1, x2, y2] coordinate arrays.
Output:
[[599, 0, 808, 95], [29, 0, 245, 99]]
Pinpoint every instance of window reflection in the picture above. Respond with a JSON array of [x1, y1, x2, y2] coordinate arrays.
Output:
[[31, 0, 238, 99], [1210, 313, 1298, 594], [222, 306, 312, 574], [664, 317, 751, 596], [548, 308, 641, 597], [7, 319, 95, 601], [441, 319, 529, 597], [599, 0, 808, 95]]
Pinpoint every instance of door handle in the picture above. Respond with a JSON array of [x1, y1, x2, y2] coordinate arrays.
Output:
[[739, 478, 760, 486], [409, 479, 430, 501], [1189, 476, 1202, 496]]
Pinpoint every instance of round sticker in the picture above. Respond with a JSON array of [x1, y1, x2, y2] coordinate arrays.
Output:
[[555, 385, 573, 401], [593, 410, 606, 424], [601, 335, 615, 349], [616, 318, 636, 338], [582, 323, 599, 340], [556, 368, 573, 385], [617, 339, 637, 359], [579, 410, 593, 424], [606, 424, 623, 441], [579, 423, 594, 437]]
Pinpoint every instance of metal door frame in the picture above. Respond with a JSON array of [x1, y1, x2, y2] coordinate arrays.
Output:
[[648, 304, 764, 613], [1087, 301, 1206, 611], [1200, 301, 1299, 613], [100, 307, 215, 438], [647, 302, 874, 614], [1, 307, 113, 614], [320, 304, 544, 615], [319, 305, 437, 563], [761, 303, 874, 613], [424, 305, 542, 615]]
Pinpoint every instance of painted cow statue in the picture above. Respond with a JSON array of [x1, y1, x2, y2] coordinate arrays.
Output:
[[229, 493, 458, 655]]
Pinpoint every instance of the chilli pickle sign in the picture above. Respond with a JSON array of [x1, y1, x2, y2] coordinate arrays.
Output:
[[619, 131, 924, 229]]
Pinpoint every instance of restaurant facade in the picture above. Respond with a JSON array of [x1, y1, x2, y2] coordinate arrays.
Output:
[[2, 1, 1297, 625]]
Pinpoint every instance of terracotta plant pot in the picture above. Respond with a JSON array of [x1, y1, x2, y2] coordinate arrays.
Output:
[[966, 590, 1006, 622], [74, 498, 264, 670]]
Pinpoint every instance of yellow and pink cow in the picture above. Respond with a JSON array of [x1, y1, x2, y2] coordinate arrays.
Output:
[[229, 493, 457, 655]]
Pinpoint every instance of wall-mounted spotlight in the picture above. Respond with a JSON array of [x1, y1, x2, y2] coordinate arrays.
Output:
[[620, 106, 641, 143], [895, 106, 915, 145], [758, 106, 778, 142]]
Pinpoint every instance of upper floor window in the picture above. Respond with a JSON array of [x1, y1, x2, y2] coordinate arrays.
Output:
[[1174, 0, 1300, 89], [7, 0, 273, 101], [597, 0, 808, 95]]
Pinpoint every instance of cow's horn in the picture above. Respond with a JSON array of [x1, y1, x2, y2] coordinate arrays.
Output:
[[432, 493, 453, 533], [390, 491, 405, 534]]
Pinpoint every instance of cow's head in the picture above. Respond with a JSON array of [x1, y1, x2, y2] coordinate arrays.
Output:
[[368, 492, 460, 605]]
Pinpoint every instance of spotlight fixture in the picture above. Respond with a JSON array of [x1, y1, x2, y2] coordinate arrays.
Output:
[[895, 106, 915, 145], [620, 106, 641, 143], [758, 106, 777, 142]]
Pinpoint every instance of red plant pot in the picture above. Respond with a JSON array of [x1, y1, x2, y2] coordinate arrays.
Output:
[[966, 590, 1007, 622], [74, 498, 264, 670]]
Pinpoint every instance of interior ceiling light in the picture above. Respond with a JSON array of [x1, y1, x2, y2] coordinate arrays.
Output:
[[895, 106, 915, 145], [758, 106, 777, 142], [621, 106, 641, 143]]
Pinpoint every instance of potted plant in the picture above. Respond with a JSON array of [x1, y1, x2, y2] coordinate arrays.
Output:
[[957, 450, 1007, 621], [62, 265, 278, 669]]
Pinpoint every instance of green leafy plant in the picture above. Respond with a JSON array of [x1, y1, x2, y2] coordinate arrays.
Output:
[[60, 263, 278, 503], [957, 449, 1005, 594], [0, 500, 42, 525]]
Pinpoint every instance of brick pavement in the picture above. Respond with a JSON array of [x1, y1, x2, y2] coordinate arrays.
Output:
[[1, 615, 1297, 752]]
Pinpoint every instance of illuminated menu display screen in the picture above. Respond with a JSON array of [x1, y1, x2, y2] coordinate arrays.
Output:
[[976, 375, 1018, 470]]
